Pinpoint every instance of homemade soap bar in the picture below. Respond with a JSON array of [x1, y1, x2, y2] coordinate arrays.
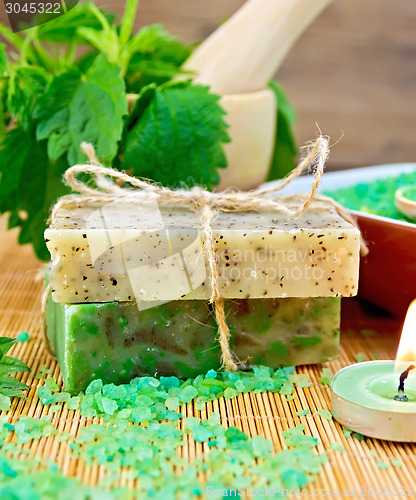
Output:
[[45, 199, 360, 304], [45, 295, 340, 393]]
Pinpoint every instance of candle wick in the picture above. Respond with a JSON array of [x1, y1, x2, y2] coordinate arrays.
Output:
[[398, 364, 415, 391], [394, 364, 415, 402]]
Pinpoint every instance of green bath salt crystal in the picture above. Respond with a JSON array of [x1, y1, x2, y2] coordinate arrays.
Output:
[[45, 293, 340, 393], [326, 170, 416, 223], [316, 410, 332, 420], [296, 409, 311, 416], [16, 332, 29, 342]]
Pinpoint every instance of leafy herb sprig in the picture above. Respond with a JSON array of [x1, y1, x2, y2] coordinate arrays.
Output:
[[0, 0, 296, 260], [0, 337, 31, 412]]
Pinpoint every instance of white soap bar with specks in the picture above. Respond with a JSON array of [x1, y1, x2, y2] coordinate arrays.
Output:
[[45, 198, 360, 305]]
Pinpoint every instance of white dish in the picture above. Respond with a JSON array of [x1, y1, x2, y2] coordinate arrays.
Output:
[[262, 162, 416, 195], [395, 186, 416, 222]]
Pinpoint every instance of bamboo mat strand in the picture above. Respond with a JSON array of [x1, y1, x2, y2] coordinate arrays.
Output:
[[1, 219, 415, 498]]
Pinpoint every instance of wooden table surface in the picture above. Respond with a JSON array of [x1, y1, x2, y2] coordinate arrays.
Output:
[[1, 0, 415, 171]]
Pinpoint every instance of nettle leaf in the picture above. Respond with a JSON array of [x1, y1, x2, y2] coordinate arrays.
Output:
[[35, 69, 81, 161], [122, 81, 230, 189], [0, 127, 38, 204], [0, 127, 69, 260], [77, 26, 120, 64], [0, 387, 26, 398], [35, 55, 127, 165], [0, 376, 29, 393], [21, 156, 69, 260], [0, 337, 30, 406], [267, 80, 298, 181], [125, 24, 192, 93], [0, 356, 31, 377], [37, 2, 115, 43], [0, 43, 7, 76], [7, 66, 50, 131], [0, 338, 15, 357]]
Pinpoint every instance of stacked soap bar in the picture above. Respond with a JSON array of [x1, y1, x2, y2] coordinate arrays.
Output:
[[46, 295, 340, 393], [45, 199, 360, 392], [46, 200, 360, 304]]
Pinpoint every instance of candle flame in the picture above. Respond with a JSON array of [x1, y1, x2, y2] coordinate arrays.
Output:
[[396, 299, 416, 366]]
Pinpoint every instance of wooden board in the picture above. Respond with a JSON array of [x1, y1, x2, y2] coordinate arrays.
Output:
[[1, 219, 416, 495], [1, 0, 416, 170]]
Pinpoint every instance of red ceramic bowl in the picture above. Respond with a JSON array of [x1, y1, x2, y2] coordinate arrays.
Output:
[[353, 211, 416, 319], [262, 163, 416, 319]]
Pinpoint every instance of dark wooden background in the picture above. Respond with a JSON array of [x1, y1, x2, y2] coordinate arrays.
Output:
[[2, 0, 416, 170]]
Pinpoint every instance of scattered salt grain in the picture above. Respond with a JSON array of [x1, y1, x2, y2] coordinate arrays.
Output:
[[320, 368, 333, 385], [16, 332, 29, 342], [317, 410, 332, 421], [355, 353, 366, 363], [329, 442, 344, 452]]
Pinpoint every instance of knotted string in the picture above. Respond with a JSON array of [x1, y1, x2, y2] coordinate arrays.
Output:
[[49, 136, 368, 372]]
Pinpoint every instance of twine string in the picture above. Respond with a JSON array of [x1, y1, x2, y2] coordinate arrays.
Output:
[[40, 282, 54, 356], [200, 204, 238, 370], [48, 135, 367, 372], [51, 137, 331, 221]]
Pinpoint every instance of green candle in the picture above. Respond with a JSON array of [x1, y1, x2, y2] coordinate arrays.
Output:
[[331, 361, 416, 442]]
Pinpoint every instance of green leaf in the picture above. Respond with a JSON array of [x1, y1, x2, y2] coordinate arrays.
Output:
[[124, 25, 192, 93], [119, 0, 140, 50], [35, 55, 127, 165], [122, 81, 229, 189], [36, 2, 115, 43], [0, 126, 69, 260], [0, 376, 29, 394], [77, 26, 120, 65], [7, 66, 50, 131], [75, 51, 99, 73], [0, 356, 30, 377], [267, 80, 298, 180], [35, 69, 81, 161], [74, 2, 121, 66], [0, 388, 23, 398], [0, 43, 7, 76], [0, 127, 30, 200], [0, 337, 29, 402], [0, 338, 15, 357], [0, 44, 8, 141]]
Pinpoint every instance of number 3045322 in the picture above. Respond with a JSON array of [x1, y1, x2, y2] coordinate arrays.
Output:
[[5, 3, 62, 14]]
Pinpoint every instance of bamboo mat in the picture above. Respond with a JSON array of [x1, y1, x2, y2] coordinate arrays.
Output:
[[1, 219, 415, 497]]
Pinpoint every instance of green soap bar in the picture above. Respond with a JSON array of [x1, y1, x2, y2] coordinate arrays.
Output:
[[46, 295, 340, 393]]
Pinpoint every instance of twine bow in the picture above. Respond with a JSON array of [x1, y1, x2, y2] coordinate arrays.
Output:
[[50, 136, 367, 372]]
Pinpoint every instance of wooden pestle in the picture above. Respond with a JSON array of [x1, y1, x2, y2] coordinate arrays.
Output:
[[183, 0, 333, 189], [183, 0, 333, 95]]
